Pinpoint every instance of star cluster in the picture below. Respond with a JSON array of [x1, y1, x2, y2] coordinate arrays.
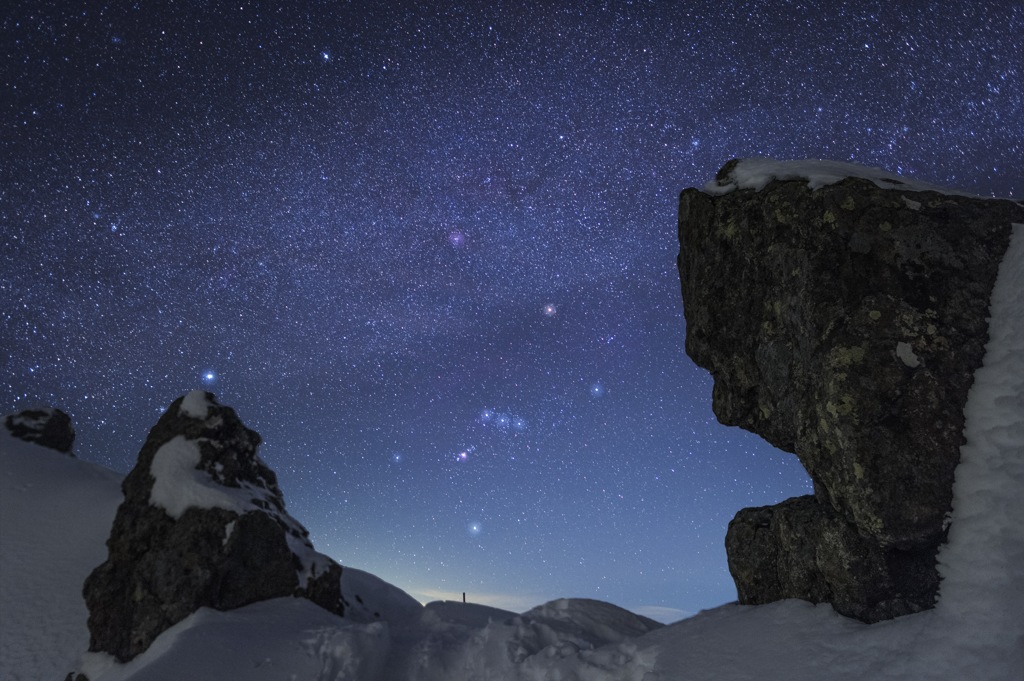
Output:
[[3, 1, 1021, 618]]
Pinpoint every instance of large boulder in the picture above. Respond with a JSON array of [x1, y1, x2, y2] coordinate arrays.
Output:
[[82, 391, 344, 662], [678, 158, 1024, 621], [4, 407, 75, 454]]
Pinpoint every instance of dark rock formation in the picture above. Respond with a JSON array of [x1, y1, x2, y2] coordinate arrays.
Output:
[[82, 391, 343, 662], [678, 159, 1024, 621], [4, 407, 75, 454]]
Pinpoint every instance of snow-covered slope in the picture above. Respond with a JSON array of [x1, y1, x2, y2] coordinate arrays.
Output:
[[2, 221, 1021, 680], [0, 433, 122, 680]]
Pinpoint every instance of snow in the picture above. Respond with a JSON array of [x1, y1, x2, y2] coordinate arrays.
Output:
[[902, 195, 923, 210], [341, 565, 424, 624], [75, 599, 393, 681], [1, 221, 1021, 680], [0, 431, 122, 681], [704, 157, 986, 197], [177, 389, 213, 419], [7, 407, 60, 430], [896, 340, 921, 368], [148, 435, 249, 519]]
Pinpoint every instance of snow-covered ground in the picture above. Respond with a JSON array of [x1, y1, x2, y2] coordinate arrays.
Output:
[[2, 168, 1021, 679], [0, 432, 122, 680]]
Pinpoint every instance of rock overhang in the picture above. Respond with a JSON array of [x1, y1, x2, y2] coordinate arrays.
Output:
[[678, 158, 1024, 621]]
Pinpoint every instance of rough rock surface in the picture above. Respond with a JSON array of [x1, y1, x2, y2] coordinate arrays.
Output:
[[82, 391, 343, 662], [4, 407, 75, 454], [678, 159, 1024, 621]]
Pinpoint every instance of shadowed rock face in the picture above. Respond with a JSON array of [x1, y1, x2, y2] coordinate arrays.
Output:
[[4, 408, 75, 454], [82, 392, 343, 662], [678, 160, 1024, 621]]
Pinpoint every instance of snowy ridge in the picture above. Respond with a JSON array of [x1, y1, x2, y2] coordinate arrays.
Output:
[[148, 435, 257, 519], [704, 157, 991, 197]]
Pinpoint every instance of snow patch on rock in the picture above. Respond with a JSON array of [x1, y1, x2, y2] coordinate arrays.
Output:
[[932, 222, 1024, 664], [149, 435, 268, 519], [896, 341, 921, 368], [901, 195, 922, 210], [705, 158, 985, 197], [178, 390, 213, 419]]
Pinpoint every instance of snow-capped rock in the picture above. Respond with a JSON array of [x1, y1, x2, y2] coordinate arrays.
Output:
[[4, 407, 75, 455], [80, 391, 344, 663]]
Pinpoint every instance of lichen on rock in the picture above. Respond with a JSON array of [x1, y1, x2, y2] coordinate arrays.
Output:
[[678, 158, 1024, 622]]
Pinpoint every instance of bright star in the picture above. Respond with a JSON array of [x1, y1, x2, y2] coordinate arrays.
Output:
[[202, 371, 216, 385], [590, 382, 605, 398], [468, 522, 482, 536], [543, 303, 557, 316]]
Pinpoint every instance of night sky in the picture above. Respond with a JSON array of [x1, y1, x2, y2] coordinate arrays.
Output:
[[3, 1, 1021, 621]]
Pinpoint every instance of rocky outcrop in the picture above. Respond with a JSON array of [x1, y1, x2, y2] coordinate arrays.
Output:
[[82, 391, 343, 662], [4, 407, 75, 454], [678, 159, 1024, 621]]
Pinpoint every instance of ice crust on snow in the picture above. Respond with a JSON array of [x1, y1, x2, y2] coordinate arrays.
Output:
[[704, 157, 987, 197], [3, 223, 1022, 680]]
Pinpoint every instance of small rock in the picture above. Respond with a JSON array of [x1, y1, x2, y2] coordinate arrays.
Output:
[[4, 408, 75, 455]]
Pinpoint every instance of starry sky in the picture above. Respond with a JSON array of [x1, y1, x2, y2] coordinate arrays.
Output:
[[3, 1, 1022, 621]]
